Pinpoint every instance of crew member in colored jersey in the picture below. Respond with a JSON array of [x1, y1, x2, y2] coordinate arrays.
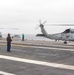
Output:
[[22, 34, 24, 41]]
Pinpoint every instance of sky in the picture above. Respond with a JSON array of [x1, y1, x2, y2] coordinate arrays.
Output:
[[0, 0, 74, 34]]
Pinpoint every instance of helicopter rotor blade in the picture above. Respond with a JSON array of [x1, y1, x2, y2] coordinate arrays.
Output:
[[45, 24, 74, 26], [36, 19, 41, 30], [8, 28, 19, 30], [0, 28, 19, 30], [39, 19, 41, 24], [35, 26, 39, 30], [43, 20, 47, 24]]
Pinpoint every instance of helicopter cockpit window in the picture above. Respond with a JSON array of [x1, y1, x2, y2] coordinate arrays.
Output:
[[63, 29, 70, 33]]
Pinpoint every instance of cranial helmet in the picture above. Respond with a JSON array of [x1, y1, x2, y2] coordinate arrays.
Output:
[[8, 33, 10, 36]]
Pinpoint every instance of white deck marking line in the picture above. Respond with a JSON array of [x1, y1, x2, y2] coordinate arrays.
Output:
[[12, 45, 74, 52], [14, 45, 74, 51], [0, 55, 74, 70], [33, 46, 74, 51], [0, 71, 15, 75]]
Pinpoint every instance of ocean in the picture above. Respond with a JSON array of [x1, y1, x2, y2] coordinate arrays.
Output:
[[2, 34, 51, 41]]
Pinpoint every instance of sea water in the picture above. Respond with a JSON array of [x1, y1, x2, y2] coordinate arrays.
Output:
[[2, 34, 51, 41]]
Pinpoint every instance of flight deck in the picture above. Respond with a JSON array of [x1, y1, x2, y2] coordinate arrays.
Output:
[[0, 39, 74, 75]]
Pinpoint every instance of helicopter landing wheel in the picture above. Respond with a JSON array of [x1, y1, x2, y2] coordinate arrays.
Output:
[[64, 41, 67, 44]]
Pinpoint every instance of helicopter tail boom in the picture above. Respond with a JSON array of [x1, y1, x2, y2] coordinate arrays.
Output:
[[40, 24, 48, 36]]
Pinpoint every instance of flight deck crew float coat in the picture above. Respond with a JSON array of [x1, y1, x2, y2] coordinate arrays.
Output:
[[6, 34, 12, 52]]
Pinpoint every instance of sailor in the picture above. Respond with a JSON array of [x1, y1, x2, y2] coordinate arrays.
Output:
[[22, 34, 25, 41], [6, 33, 12, 52]]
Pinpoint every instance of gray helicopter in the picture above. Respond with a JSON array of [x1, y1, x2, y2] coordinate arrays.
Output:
[[36, 21, 74, 44]]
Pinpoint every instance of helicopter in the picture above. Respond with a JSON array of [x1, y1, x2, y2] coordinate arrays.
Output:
[[36, 21, 74, 44]]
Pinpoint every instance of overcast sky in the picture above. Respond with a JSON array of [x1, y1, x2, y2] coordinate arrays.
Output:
[[0, 0, 74, 34]]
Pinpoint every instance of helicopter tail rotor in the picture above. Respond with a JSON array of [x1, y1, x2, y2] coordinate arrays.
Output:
[[43, 20, 47, 24], [35, 19, 46, 29], [39, 19, 41, 24], [35, 25, 39, 30]]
